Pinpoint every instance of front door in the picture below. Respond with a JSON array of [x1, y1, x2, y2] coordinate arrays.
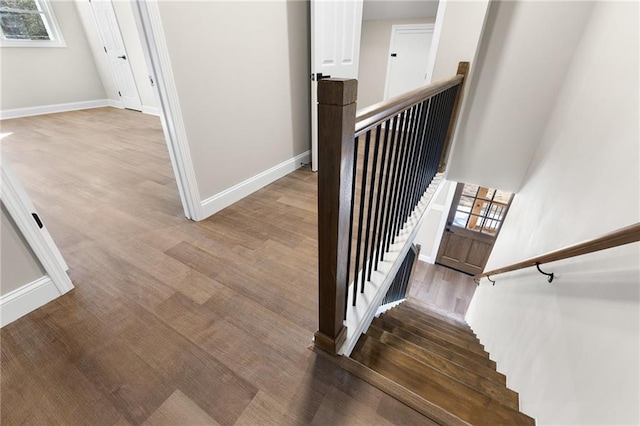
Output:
[[435, 183, 513, 275], [310, 0, 363, 171], [90, 0, 143, 111]]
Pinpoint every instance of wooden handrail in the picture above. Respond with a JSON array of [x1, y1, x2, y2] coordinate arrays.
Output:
[[475, 223, 640, 281], [355, 74, 464, 136], [315, 63, 470, 355]]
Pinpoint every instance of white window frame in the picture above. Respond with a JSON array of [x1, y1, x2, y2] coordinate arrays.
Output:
[[0, 0, 65, 47]]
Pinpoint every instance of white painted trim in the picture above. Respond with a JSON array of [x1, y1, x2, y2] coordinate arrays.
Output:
[[419, 253, 434, 264], [108, 99, 125, 109], [340, 174, 444, 356], [142, 105, 160, 116], [0, 99, 113, 120], [0, 163, 73, 296], [201, 151, 311, 219], [430, 180, 457, 265], [0, 276, 60, 327], [131, 0, 202, 221], [383, 23, 435, 101], [375, 298, 406, 316]]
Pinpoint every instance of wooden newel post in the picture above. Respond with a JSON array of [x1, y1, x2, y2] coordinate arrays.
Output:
[[438, 61, 470, 173], [314, 78, 358, 355]]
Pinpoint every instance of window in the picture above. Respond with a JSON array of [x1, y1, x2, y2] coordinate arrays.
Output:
[[452, 184, 513, 235], [0, 0, 65, 47]]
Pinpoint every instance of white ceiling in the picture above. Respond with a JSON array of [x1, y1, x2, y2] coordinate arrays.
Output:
[[362, 0, 440, 21]]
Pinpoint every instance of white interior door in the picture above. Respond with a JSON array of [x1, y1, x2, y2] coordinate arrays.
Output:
[[384, 24, 434, 100], [90, 0, 143, 111], [310, 0, 363, 171]]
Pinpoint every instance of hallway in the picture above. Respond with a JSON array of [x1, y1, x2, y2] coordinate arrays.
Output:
[[1, 108, 445, 424]]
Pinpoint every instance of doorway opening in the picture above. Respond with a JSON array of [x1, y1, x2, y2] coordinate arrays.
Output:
[[435, 182, 514, 275]]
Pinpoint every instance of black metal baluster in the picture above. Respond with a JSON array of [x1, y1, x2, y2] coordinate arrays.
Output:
[[414, 98, 434, 206], [387, 108, 410, 246], [432, 87, 459, 173], [395, 103, 421, 233], [402, 100, 429, 224], [360, 126, 382, 292], [353, 131, 372, 301], [345, 136, 359, 311], [410, 99, 432, 212], [382, 112, 406, 255], [390, 106, 415, 242], [376, 117, 398, 266], [368, 119, 391, 279]]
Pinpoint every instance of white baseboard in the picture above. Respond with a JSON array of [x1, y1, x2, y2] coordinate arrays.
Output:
[[419, 254, 434, 264], [200, 150, 311, 220], [142, 105, 160, 116], [0, 276, 62, 327], [0, 99, 115, 120], [1, 99, 160, 119]]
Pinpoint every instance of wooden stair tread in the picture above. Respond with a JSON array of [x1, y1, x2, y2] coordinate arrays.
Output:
[[385, 309, 482, 347], [395, 303, 478, 340], [404, 299, 471, 328], [371, 317, 496, 370], [367, 325, 508, 387], [351, 336, 534, 425], [375, 315, 491, 361]]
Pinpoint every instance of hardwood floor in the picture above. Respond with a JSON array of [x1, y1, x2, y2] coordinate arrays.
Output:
[[1, 108, 435, 425], [407, 257, 477, 322]]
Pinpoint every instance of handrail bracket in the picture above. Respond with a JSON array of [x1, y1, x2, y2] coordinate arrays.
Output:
[[535, 262, 554, 283]]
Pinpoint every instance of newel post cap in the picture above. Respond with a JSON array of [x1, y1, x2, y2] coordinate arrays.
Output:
[[318, 79, 358, 106]]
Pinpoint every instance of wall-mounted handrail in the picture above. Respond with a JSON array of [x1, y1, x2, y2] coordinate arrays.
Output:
[[474, 222, 640, 283]]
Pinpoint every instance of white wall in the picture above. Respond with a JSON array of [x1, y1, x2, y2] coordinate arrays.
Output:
[[466, 2, 639, 424], [358, 18, 435, 109], [412, 0, 491, 263], [156, 0, 310, 201], [428, 0, 489, 83], [0, 0, 106, 111], [74, 0, 157, 111], [1, 203, 46, 296], [414, 180, 454, 263], [446, 0, 595, 193]]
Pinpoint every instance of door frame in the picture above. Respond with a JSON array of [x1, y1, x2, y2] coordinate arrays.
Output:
[[130, 0, 203, 220], [383, 23, 435, 101], [0, 162, 73, 295], [435, 182, 514, 274], [89, 0, 143, 111]]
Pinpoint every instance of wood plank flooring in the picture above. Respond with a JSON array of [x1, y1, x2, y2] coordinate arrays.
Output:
[[406, 261, 477, 322], [1, 108, 439, 425]]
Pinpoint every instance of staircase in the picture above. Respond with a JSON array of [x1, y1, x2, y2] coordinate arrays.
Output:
[[350, 301, 535, 425]]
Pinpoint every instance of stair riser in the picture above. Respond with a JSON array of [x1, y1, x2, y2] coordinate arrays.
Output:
[[366, 327, 518, 407], [385, 310, 482, 347], [352, 337, 534, 425], [404, 301, 474, 328], [371, 318, 497, 370], [396, 305, 479, 340], [378, 315, 490, 360]]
